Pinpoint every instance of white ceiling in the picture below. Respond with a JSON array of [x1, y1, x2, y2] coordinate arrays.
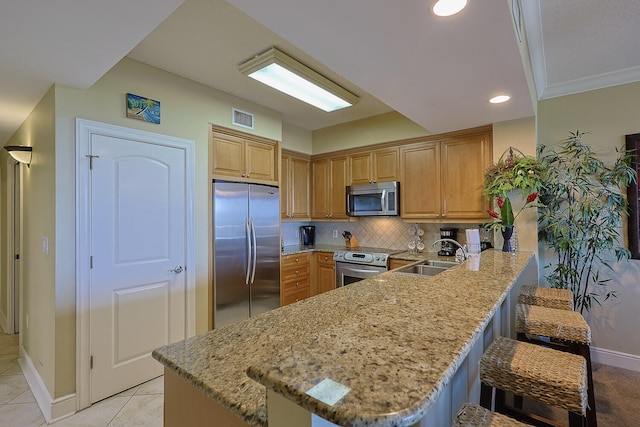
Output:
[[1, 0, 640, 146]]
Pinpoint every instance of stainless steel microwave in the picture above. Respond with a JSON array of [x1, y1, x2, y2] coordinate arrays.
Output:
[[346, 181, 399, 216]]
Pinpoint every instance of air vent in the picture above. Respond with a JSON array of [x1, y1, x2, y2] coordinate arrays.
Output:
[[232, 108, 254, 129]]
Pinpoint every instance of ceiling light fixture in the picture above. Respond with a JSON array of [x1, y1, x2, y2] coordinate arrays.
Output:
[[239, 47, 359, 112], [4, 145, 32, 166], [432, 0, 468, 17], [489, 95, 511, 104]]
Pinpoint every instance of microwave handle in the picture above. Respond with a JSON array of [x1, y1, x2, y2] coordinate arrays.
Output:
[[381, 189, 387, 212]]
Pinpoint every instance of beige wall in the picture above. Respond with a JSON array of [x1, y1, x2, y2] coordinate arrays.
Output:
[[282, 122, 312, 154], [538, 81, 640, 357], [312, 111, 429, 154], [3, 86, 57, 395], [8, 58, 285, 398]]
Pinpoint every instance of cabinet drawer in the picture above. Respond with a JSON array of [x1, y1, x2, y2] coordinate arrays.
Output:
[[282, 287, 311, 306], [282, 276, 310, 293], [282, 264, 310, 281], [282, 253, 311, 268]]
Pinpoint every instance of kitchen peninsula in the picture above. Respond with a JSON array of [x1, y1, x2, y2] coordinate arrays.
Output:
[[153, 250, 537, 427]]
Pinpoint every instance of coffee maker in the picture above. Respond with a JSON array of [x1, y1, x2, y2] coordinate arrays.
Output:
[[437, 227, 459, 256], [300, 226, 316, 246]]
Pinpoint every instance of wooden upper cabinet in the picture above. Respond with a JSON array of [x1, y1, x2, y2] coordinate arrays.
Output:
[[373, 148, 399, 183], [329, 157, 349, 219], [349, 148, 398, 185], [400, 142, 441, 219], [281, 150, 310, 220], [245, 141, 277, 182], [399, 129, 492, 219], [209, 125, 278, 185], [311, 156, 348, 220], [280, 154, 290, 218], [210, 132, 245, 178], [441, 134, 492, 218], [311, 159, 329, 219]]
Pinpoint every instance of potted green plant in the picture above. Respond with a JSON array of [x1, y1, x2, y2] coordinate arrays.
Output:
[[483, 147, 544, 251], [537, 131, 637, 314]]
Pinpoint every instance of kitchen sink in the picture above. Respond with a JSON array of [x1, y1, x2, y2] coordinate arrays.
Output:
[[392, 259, 459, 277]]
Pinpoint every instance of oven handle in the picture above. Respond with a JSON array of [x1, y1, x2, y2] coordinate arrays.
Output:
[[340, 266, 383, 275]]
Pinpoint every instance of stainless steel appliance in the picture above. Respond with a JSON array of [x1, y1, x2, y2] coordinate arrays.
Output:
[[334, 247, 401, 286], [213, 180, 280, 328], [437, 227, 459, 256], [346, 181, 399, 217]]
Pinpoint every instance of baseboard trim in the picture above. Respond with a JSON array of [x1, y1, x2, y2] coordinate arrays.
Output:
[[591, 346, 640, 372], [0, 311, 7, 333], [18, 346, 77, 423]]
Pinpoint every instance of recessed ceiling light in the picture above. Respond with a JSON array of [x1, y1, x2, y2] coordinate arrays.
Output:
[[489, 95, 511, 104], [432, 0, 468, 17]]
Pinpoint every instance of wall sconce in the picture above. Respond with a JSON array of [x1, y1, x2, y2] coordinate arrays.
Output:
[[239, 47, 359, 112], [4, 145, 32, 167]]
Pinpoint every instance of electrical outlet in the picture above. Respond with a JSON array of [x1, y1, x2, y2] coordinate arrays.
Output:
[[333, 230, 338, 238]]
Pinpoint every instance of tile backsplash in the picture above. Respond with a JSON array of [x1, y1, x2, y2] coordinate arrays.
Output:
[[282, 218, 492, 251]]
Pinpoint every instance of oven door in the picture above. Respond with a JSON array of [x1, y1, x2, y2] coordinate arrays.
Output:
[[335, 262, 387, 287]]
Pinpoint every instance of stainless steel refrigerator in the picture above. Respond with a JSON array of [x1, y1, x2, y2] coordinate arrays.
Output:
[[213, 180, 280, 328]]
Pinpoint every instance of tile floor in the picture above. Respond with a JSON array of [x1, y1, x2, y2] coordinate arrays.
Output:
[[0, 331, 164, 427]]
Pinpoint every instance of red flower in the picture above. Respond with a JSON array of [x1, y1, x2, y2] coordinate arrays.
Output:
[[497, 196, 504, 208], [526, 192, 539, 204], [487, 209, 500, 219]]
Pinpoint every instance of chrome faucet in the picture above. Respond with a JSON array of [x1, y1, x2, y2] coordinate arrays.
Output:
[[432, 239, 468, 262]]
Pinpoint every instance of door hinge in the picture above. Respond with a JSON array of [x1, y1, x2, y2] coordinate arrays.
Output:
[[86, 155, 100, 170], [90, 256, 93, 269], [15, 254, 20, 260], [90, 355, 93, 370]]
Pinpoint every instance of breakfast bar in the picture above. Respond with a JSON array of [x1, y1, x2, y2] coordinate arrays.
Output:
[[153, 250, 537, 427]]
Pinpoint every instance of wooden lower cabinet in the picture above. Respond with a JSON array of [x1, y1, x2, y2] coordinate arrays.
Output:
[[281, 253, 311, 306], [314, 252, 335, 295], [389, 258, 413, 270]]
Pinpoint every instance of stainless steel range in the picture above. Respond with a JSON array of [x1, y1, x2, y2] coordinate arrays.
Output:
[[334, 247, 402, 287]]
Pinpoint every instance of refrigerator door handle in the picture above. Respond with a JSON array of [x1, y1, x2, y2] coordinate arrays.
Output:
[[250, 217, 257, 284], [245, 217, 252, 285]]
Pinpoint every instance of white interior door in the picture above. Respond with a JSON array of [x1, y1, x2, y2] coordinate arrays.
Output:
[[89, 133, 187, 403]]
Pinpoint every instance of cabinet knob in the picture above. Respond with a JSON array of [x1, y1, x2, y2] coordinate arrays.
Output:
[[329, 214, 332, 218], [295, 270, 299, 274], [296, 282, 299, 287], [242, 173, 247, 177], [295, 258, 299, 262]]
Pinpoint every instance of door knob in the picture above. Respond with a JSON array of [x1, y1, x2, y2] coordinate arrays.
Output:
[[168, 266, 184, 273]]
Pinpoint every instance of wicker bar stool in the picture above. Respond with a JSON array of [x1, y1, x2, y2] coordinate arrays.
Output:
[[517, 285, 574, 311], [453, 403, 532, 426], [480, 336, 590, 427], [516, 303, 596, 427]]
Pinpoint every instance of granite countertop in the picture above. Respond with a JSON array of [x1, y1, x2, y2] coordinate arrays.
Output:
[[281, 244, 346, 256], [153, 250, 534, 427]]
